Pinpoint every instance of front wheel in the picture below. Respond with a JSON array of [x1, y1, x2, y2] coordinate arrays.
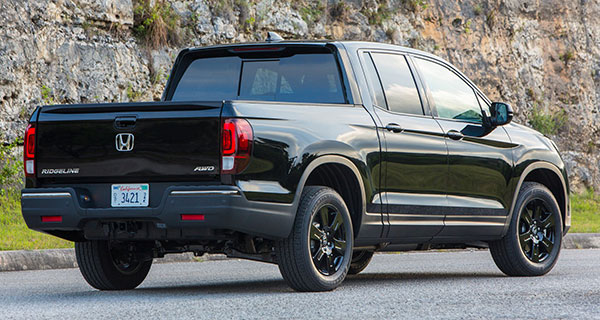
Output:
[[75, 240, 152, 290], [489, 182, 563, 276], [276, 186, 354, 292]]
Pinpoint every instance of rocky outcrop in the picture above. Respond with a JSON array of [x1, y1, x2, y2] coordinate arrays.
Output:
[[1, 0, 599, 191]]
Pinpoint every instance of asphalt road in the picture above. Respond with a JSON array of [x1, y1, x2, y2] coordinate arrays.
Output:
[[1, 249, 599, 319]]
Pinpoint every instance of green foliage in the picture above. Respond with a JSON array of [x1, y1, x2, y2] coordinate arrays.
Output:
[[362, 2, 393, 26], [587, 140, 596, 154], [571, 189, 600, 233], [0, 139, 23, 195], [473, 5, 482, 15], [404, 0, 428, 11], [528, 106, 567, 136], [559, 50, 575, 65], [329, 1, 349, 22], [40, 85, 55, 105], [133, 0, 180, 49], [299, 2, 325, 25], [464, 19, 472, 34], [486, 9, 496, 28], [126, 84, 144, 102]]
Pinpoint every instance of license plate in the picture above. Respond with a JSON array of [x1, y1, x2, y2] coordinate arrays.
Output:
[[111, 184, 149, 207]]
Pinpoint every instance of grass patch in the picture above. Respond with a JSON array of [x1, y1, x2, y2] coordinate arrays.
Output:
[[0, 191, 72, 251], [570, 189, 600, 233], [133, 0, 180, 49]]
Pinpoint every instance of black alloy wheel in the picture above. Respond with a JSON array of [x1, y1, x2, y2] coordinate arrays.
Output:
[[489, 182, 563, 276], [309, 204, 348, 276], [518, 198, 556, 263], [276, 186, 354, 291]]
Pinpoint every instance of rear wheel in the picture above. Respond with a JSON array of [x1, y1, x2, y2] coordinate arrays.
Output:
[[348, 250, 374, 275], [75, 240, 152, 290], [276, 186, 353, 291], [489, 182, 563, 276]]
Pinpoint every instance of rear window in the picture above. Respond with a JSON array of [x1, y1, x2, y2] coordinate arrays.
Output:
[[171, 57, 240, 101], [171, 53, 345, 104]]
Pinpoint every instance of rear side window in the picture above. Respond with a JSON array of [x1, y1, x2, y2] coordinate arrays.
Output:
[[172, 57, 240, 101], [239, 54, 344, 103], [415, 58, 482, 122], [370, 53, 423, 115], [172, 53, 345, 104]]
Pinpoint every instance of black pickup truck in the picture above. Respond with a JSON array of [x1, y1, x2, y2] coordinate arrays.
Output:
[[22, 38, 570, 292]]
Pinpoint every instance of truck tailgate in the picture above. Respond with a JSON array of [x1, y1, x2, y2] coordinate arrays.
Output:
[[35, 101, 222, 182]]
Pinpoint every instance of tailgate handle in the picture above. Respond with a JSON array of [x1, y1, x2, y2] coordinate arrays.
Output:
[[114, 117, 137, 129]]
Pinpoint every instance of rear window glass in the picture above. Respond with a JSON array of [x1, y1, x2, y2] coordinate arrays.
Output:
[[172, 56, 240, 101], [171, 53, 345, 104]]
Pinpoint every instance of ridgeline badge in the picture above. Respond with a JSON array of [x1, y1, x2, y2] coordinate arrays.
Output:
[[41, 168, 80, 175]]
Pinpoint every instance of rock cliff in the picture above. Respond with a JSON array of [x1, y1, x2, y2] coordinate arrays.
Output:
[[1, 0, 599, 191]]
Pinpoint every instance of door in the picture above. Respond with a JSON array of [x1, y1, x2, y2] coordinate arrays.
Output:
[[363, 52, 448, 242], [412, 56, 515, 240]]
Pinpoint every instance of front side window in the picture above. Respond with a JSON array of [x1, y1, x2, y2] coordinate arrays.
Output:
[[371, 53, 423, 115], [415, 58, 482, 122]]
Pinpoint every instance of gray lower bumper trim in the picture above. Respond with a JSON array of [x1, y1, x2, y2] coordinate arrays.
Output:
[[170, 190, 240, 196], [21, 192, 72, 199]]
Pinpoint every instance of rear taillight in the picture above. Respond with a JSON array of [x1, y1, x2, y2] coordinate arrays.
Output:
[[24, 124, 35, 176], [221, 118, 253, 174]]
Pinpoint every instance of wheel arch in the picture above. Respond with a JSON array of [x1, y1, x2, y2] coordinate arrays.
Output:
[[504, 162, 570, 235], [294, 155, 367, 238]]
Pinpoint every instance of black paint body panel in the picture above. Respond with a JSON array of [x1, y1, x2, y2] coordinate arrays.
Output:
[[22, 41, 570, 246]]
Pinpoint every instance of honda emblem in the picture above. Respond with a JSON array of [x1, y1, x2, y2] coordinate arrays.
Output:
[[115, 133, 134, 152]]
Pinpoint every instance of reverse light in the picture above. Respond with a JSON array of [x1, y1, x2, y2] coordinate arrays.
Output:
[[221, 118, 253, 174], [23, 124, 36, 176]]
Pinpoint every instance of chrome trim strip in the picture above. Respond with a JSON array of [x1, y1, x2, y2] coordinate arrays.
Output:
[[21, 192, 72, 199], [170, 190, 240, 196]]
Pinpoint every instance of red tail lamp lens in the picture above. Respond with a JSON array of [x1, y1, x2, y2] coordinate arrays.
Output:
[[222, 121, 236, 156], [23, 124, 36, 176], [41, 216, 62, 223], [221, 119, 253, 174], [181, 214, 205, 221]]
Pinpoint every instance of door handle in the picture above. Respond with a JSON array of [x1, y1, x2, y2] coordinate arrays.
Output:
[[447, 130, 464, 140], [385, 123, 404, 133], [114, 116, 137, 130]]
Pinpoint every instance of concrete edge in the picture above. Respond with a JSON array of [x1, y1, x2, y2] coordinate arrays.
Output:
[[1, 233, 598, 272]]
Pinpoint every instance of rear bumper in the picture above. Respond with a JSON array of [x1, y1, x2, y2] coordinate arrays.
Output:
[[21, 186, 295, 240]]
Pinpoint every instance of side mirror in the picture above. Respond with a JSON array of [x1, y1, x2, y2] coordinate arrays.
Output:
[[490, 102, 513, 127]]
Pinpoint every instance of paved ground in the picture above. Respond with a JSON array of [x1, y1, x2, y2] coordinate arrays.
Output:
[[1, 249, 599, 319]]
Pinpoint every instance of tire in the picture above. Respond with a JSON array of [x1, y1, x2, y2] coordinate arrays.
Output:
[[276, 186, 354, 292], [75, 240, 152, 290], [489, 182, 563, 276], [348, 250, 374, 275]]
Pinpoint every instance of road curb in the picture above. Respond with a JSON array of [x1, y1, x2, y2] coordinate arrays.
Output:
[[561, 233, 600, 249], [0, 249, 227, 272], [1, 233, 599, 272]]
